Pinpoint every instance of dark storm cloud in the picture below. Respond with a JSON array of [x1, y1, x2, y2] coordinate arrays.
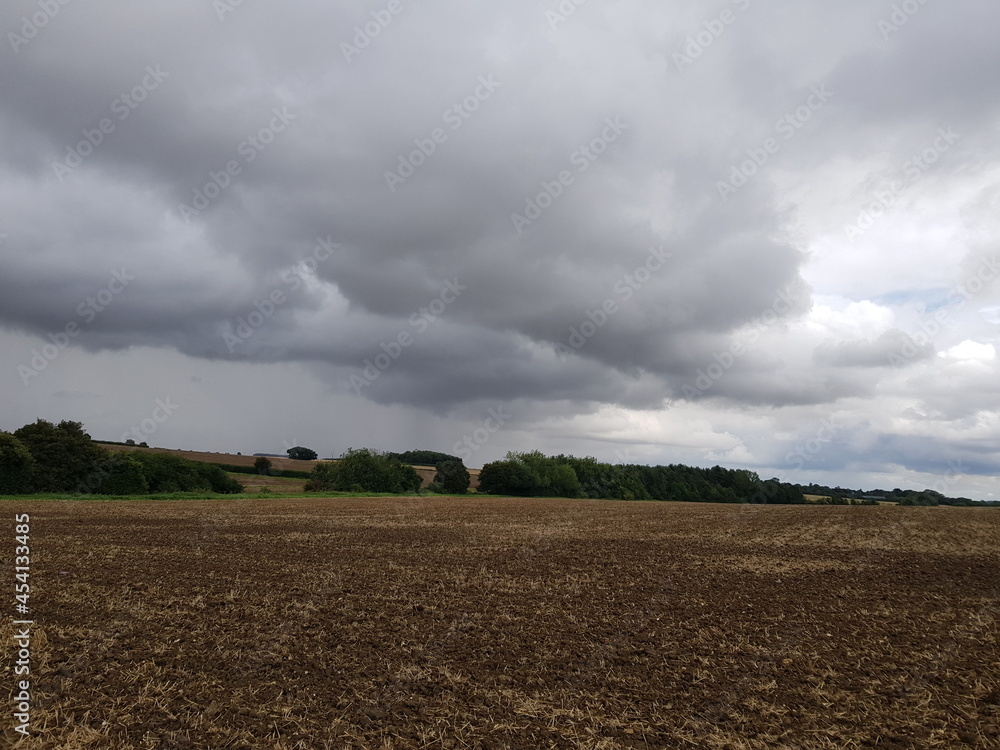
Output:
[[0, 0, 826, 411], [1, 0, 999, 492]]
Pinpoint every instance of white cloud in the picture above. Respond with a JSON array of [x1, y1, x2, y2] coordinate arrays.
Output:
[[940, 340, 996, 361]]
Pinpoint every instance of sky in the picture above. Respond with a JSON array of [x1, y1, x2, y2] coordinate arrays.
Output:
[[1, 0, 998, 500]]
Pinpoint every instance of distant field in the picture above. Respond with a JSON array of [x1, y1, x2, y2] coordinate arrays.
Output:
[[2, 499, 997, 748], [803, 493, 832, 503], [231, 474, 308, 494], [97, 444, 481, 489], [96, 443, 322, 474]]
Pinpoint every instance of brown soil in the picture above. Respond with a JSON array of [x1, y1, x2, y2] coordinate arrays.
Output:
[[2, 500, 997, 749]]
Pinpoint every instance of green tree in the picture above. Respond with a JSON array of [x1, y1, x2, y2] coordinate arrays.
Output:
[[549, 463, 581, 498], [195, 463, 244, 494], [434, 460, 470, 494], [254, 456, 272, 475], [390, 450, 462, 465], [0, 433, 36, 494], [304, 463, 338, 492], [305, 449, 422, 494], [286, 446, 318, 460], [612, 468, 651, 501], [13, 420, 108, 492], [477, 460, 538, 496], [390, 461, 423, 494], [129, 452, 243, 494], [92, 453, 149, 496], [731, 469, 760, 499]]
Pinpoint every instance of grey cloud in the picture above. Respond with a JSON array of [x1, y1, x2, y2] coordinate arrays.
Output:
[[1, 0, 999, 495], [813, 329, 934, 368]]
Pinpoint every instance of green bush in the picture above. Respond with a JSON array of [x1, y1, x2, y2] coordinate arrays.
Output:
[[92, 453, 150, 496], [549, 463, 582, 498], [434, 460, 470, 494], [477, 460, 538, 496], [389, 450, 462, 465], [14, 420, 108, 492], [612, 469, 650, 501], [0, 433, 36, 494], [130, 452, 243, 494], [213, 463, 311, 479], [478, 452, 583, 498], [305, 449, 422, 494]]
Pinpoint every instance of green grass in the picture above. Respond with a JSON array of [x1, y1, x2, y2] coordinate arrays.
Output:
[[0, 492, 249, 502], [0, 490, 469, 502], [237, 474, 309, 484]]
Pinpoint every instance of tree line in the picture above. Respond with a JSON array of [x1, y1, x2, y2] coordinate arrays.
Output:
[[476, 451, 807, 503], [1, 420, 242, 496], [3, 419, 991, 505], [303, 448, 471, 495]]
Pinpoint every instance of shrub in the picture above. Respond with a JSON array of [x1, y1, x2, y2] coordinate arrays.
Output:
[[196, 464, 244, 494], [549, 463, 582, 498], [612, 469, 651, 501], [130, 452, 243, 494], [0, 433, 36, 494], [212, 463, 310, 479], [14, 420, 108, 492], [389, 450, 462, 465], [92, 453, 149, 496], [305, 449, 422, 494], [477, 460, 538, 496], [433, 460, 470, 494]]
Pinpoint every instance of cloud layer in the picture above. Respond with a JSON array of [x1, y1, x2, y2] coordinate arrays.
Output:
[[1, 0, 998, 498]]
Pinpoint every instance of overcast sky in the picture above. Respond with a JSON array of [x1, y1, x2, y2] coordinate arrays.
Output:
[[2, 0, 998, 499]]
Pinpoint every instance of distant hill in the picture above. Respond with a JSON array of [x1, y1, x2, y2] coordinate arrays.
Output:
[[94, 443, 481, 489], [95, 443, 321, 473]]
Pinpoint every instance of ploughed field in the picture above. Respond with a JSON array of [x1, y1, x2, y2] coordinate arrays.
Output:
[[3, 498, 999, 749]]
